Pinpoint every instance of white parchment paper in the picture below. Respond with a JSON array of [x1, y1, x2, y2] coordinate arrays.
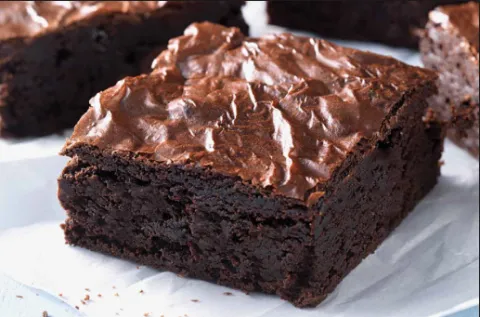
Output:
[[0, 142, 478, 317], [0, 2, 478, 316]]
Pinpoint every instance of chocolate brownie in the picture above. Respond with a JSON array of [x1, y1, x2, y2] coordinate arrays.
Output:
[[0, 1, 247, 137], [267, 0, 470, 48], [420, 1, 479, 157], [58, 23, 444, 307]]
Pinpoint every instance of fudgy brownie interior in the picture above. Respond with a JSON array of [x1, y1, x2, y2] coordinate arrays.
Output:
[[0, 1, 248, 137], [420, 1, 479, 157], [59, 23, 444, 307]]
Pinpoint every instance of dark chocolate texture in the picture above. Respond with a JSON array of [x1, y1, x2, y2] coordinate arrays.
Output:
[[0, 1, 248, 137], [267, 0, 471, 48], [59, 23, 444, 307], [64, 22, 436, 200], [420, 1, 479, 157]]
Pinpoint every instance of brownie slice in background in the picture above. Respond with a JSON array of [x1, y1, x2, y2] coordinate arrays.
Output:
[[267, 0, 470, 48], [0, 1, 247, 137], [420, 1, 479, 157], [58, 22, 444, 307]]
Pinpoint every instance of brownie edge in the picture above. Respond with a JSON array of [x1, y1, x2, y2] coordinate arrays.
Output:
[[267, 0, 471, 48], [58, 23, 444, 307], [420, 1, 479, 157], [0, 1, 248, 137]]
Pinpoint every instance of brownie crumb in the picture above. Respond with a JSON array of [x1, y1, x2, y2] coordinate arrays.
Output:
[[136, 266, 141, 269], [84, 294, 90, 301], [191, 299, 200, 303], [223, 292, 233, 296], [143, 313, 149, 317], [112, 286, 116, 289], [58, 293, 63, 297], [42, 311, 48, 317], [80, 300, 86, 305], [75, 306, 79, 310], [16, 295, 23, 299], [139, 290, 144, 294], [85, 288, 90, 292], [97, 294, 102, 298]]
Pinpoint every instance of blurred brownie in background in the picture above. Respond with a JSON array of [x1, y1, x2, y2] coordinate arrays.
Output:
[[267, 0, 470, 48], [420, 1, 479, 157], [0, 1, 247, 137]]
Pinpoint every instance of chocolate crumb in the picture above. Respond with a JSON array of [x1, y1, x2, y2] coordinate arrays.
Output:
[[223, 292, 233, 296], [75, 306, 79, 310], [42, 311, 48, 317], [191, 299, 200, 303], [84, 294, 90, 301], [136, 266, 140, 269], [139, 289, 144, 294], [438, 160, 445, 167], [16, 295, 23, 299], [80, 300, 86, 305], [97, 294, 102, 298], [85, 288, 90, 292]]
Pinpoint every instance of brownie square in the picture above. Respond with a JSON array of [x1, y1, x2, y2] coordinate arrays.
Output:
[[0, 1, 247, 137], [267, 0, 470, 48], [420, 1, 479, 157], [58, 23, 444, 307]]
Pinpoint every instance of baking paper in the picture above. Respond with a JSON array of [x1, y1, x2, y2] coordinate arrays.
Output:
[[0, 2, 478, 316]]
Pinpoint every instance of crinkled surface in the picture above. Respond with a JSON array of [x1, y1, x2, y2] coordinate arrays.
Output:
[[0, 1, 166, 40], [64, 22, 436, 200]]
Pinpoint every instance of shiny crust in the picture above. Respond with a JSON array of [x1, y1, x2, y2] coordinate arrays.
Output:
[[63, 22, 437, 201], [0, 1, 203, 40]]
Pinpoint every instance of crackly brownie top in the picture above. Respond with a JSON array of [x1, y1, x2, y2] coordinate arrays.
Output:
[[429, 1, 479, 53], [0, 1, 172, 40], [63, 22, 436, 201]]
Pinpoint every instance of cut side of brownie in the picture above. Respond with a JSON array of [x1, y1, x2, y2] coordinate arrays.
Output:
[[0, 1, 248, 137], [267, 0, 471, 48], [58, 22, 444, 307], [420, 1, 479, 157]]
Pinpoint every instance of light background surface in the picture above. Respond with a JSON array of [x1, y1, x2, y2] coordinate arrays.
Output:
[[0, 2, 478, 316]]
